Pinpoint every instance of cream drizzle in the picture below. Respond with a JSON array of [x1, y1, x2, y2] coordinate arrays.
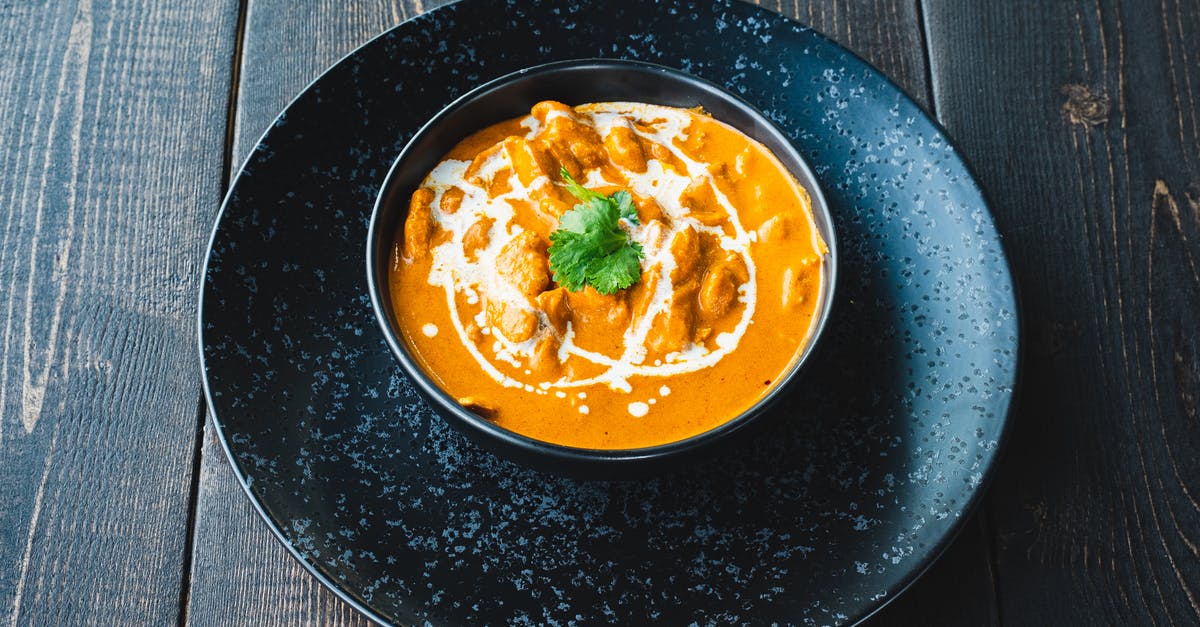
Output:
[[417, 103, 760, 395]]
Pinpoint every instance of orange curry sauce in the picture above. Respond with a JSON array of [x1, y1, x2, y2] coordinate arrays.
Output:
[[391, 101, 826, 449]]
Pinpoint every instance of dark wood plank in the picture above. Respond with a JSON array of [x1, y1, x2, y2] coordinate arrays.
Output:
[[186, 1, 998, 624], [923, 0, 1200, 623], [0, 1, 239, 625]]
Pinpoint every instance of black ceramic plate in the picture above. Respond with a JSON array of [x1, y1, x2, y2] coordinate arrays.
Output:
[[199, 1, 1018, 625]]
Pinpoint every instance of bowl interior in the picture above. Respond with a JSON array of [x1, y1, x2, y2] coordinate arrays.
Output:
[[368, 59, 837, 463]]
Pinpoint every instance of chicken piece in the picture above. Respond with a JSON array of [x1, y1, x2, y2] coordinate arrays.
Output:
[[679, 178, 728, 226], [708, 161, 744, 185], [496, 230, 551, 297], [506, 198, 557, 235], [517, 150, 575, 217], [668, 226, 702, 282], [595, 164, 631, 190], [699, 264, 740, 320], [629, 266, 660, 323], [641, 139, 687, 173], [535, 137, 582, 180], [530, 335, 561, 377], [633, 194, 665, 224], [403, 187, 436, 259], [465, 143, 504, 187], [487, 167, 513, 197], [566, 285, 631, 330], [503, 136, 558, 188], [531, 100, 574, 122], [648, 280, 698, 354], [780, 256, 819, 309], [462, 216, 493, 260], [535, 287, 570, 336], [716, 249, 749, 283], [487, 300, 537, 343], [440, 187, 465, 214], [536, 104, 607, 169], [538, 195, 572, 219], [603, 125, 647, 173]]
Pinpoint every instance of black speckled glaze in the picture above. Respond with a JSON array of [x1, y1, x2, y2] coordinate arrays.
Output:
[[199, 1, 1018, 625]]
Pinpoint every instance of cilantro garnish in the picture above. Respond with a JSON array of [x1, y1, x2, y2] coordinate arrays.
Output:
[[548, 167, 644, 295]]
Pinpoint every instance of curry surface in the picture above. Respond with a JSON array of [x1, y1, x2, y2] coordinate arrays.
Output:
[[391, 101, 825, 449]]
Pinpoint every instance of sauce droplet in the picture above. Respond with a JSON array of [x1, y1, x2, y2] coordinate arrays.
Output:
[[628, 401, 649, 418], [421, 323, 438, 338], [659, 385, 671, 397]]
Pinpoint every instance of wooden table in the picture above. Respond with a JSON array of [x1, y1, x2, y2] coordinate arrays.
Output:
[[2, 1, 1197, 624]]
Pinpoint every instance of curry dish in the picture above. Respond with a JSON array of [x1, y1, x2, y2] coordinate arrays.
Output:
[[391, 100, 827, 449]]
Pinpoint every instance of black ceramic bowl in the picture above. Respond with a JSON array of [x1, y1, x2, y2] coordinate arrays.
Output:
[[367, 59, 837, 477]]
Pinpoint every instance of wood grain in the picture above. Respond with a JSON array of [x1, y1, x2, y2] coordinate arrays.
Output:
[[923, 0, 1200, 623], [185, 0, 1000, 625], [0, 0, 238, 624]]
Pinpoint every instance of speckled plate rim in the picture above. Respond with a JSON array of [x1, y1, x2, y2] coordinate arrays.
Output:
[[843, 79, 1024, 627], [196, 1, 1022, 624]]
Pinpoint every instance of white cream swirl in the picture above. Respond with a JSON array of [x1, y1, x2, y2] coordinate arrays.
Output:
[[419, 103, 758, 394]]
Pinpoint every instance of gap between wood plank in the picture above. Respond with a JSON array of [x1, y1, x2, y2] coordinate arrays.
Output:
[[178, 0, 251, 624], [220, 0, 251, 194], [176, 397, 209, 627], [913, 0, 940, 119]]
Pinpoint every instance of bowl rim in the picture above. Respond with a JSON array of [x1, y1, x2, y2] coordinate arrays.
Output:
[[366, 57, 839, 466]]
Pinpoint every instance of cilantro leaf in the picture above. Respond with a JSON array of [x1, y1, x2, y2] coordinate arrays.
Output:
[[586, 242, 644, 295], [546, 230, 591, 292], [558, 197, 614, 234], [559, 167, 609, 204], [612, 190, 638, 225], [548, 169, 644, 295]]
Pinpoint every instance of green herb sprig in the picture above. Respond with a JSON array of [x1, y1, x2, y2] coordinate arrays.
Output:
[[547, 168, 644, 295]]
